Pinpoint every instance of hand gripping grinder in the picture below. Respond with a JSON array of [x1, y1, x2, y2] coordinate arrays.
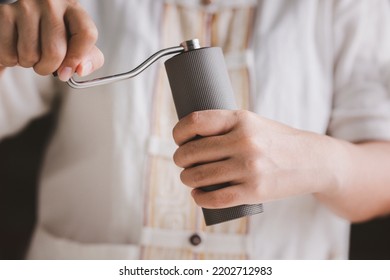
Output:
[[67, 39, 263, 225]]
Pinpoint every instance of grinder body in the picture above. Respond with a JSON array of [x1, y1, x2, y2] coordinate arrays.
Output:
[[165, 47, 263, 226]]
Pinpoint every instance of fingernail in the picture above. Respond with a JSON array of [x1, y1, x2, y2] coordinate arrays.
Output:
[[58, 67, 73, 81], [80, 61, 93, 77]]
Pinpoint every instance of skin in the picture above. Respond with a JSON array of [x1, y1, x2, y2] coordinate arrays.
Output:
[[172, 110, 390, 223], [0, 0, 104, 80], [1, 1, 390, 224]]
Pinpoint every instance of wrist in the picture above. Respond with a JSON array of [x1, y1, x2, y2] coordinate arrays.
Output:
[[312, 134, 349, 202], [261, 128, 344, 202], [296, 131, 344, 196]]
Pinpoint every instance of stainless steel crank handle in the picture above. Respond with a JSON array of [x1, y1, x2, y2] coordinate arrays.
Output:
[[66, 45, 185, 89]]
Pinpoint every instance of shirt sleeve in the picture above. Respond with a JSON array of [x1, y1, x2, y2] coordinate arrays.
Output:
[[327, 0, 390, 142], [0, 67, 57, 140]]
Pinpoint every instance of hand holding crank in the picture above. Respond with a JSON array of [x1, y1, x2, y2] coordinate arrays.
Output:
[[0, 0, 104, 79]]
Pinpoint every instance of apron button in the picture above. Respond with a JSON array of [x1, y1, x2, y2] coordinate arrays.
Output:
[[189, 233, 202, 246]]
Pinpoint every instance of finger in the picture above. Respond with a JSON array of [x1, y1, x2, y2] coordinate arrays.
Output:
[[0, 67, 6, 75], [15, 1, 40, 68], [173, 110, 238, 146], [173, 134, 234, 168], [75, 45, 104, 77], [191, 184, 256, 209], [0, 5, 18, 67], [33, 9, 67, 75], [180, 159, 242, 188], [58, 5, 98, 81]]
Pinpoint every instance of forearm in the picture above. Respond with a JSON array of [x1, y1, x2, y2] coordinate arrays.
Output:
[[315, 139, 390, 223]]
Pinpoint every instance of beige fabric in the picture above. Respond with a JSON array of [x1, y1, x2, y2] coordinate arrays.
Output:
[[142, 2, 256, 259]]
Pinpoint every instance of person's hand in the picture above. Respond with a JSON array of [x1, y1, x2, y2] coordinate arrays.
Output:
[[172, 110, 338, 209], [0, 0, 104, 81]]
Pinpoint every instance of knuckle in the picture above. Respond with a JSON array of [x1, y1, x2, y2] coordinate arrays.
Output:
[[235, 109, 256, 130], [16, 40, 41, 68], [44, 0, 57, 8], [18, 1, 47, 22], [173, 143, 196, 168], [247, 179, 267, 203], [212, 191, 236, 208], [185, 141, 197, 158], [191, 169, 207, 186], [0, 6, 14, 24], [50, 20, 67, 35], [18, 51, 40, 67], [17, 0, 34, 17], [234, 109, 250, 122], [173, 148, 191, 168], [44, 42, 66, 62], [63, 0, 80, 9], [41, 0, 64, 14], [187, 111, 200, 126], [181, 167, 213, 188], [33, 63, 52, 76], [172, 125, 180, 144], [241, 134, 260, 153], [243, 157, 262, 173], [0, 57, 18, 67], [80, 26, 98, 43], [61, 57, 79, 69], [180, 170, 192, 186], [253, 185, 265, 202], [172, 150, 183, 167]]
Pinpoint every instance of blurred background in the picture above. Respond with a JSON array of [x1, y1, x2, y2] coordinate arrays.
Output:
[[0, 108, 390, 259], [0, 0, 390, 261]]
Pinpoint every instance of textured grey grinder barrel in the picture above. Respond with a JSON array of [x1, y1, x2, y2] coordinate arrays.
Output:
[[165, 47, 263, 226]]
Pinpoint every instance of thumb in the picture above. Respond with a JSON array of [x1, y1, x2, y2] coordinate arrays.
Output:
[[57, 5, 101, 81], [75, 45, 105, 77]]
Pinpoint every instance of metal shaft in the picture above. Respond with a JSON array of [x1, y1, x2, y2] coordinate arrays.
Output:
[[67, 46, 185, 89]]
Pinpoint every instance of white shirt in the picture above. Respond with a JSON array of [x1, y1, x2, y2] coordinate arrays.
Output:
[[1, 0, 390, 259]]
